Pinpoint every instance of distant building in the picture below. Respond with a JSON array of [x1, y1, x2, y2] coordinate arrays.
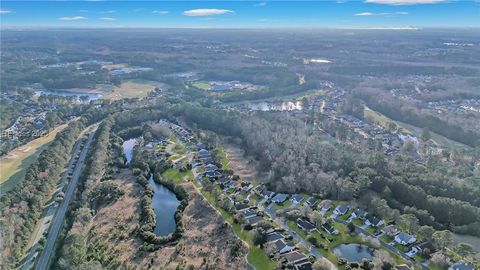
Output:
[[291, 194, 304, 204], [334, 205, 350, 215]]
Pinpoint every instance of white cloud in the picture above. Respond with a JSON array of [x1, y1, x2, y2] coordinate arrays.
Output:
[[365, 0, 445, 5], [355, 12, 375, 16], [182, 9, 234, 17], [100, 10, 115, 14], [152, 10, 169, 15], [355, 11, 408, 16], [79, 10, 89, 13], [254, 2, 267, 7], [99, 17, 116, 21], [0, 9, 14, 14], [59, 16, 87, 21]]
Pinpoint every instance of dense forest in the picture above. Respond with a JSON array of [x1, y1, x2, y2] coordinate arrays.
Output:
[[163, 102, 480, 237]]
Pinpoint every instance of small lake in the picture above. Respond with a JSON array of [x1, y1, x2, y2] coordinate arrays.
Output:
[[34, 90, 103, 101], [121, 138, 180, 236], [122, 138, 137, 165], [333, 244, 375, 262], [148, 175, 180, 236]]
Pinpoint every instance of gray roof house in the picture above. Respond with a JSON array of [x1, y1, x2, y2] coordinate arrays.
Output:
[[394, 232, 416, 246], [365, 216, 384, 227], [283, 251, 309, 265], [351, 209, 367, 219], [334, 205, 350, 215], [297, 219, 316, 232], [273, 239, 294, 254], [291, 194, 304, 204], [272, 193, 288, 204], [266, 232, 283, 243], [304, 197, 318, 207]]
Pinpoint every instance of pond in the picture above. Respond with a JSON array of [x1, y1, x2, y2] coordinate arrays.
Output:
[[121, 138, 180, 236], [148, 175, 180, 236], [333, 243, 375, 262], [122, 138, 137, 165]]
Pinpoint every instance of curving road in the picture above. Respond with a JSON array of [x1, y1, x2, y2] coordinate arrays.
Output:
[[34, 132, 95, 270]]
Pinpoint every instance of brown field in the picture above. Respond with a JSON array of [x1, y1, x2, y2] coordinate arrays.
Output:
[[86, 169, 247, 269], [221, 140, 267, 183]]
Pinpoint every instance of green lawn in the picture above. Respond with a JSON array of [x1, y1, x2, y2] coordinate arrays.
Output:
[[214, 145, 230, 169], [247, 247, 276, 270], [192, 82, 211, 91], [161, 168, 194, 184], [172, 144, 186, 155], [272, 200, 292, 210]]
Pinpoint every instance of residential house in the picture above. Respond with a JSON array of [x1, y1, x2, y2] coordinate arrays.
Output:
[[235, 202, 250, 211], [334, 205, 350, 216], [291, 194, 304, 204], [304, 197, 318, 208], [205, 163, 218, 172], [294, 262, 313, 270], [240, 182, 253, 191], [273, 239, 295, 254], [266, 232, 283, 243], [322, 222, 338, 235], [297, 219, 316, 232], [272, 193, 288, 204], [394, 232, 416, 246], [365, 216, 384, 227], [319, 200, 332, 213], [448, 262, 475, 270], [262, 190, 275, 199], [283, 251, 309, 265], [253, 185, 265, 195], [198, 149, 210, 158], [351, 209, 367, 219], [246, 216, 262, 226], [241, 208, 257, 219], [382, 225, 400, 237], [205, 171, 222, 179]]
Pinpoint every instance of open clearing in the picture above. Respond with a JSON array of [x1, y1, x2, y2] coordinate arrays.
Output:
[[192, 82, 211, 91], [221, 140, 267, 183], [0, 124, 68, 194], [103, 80, 156, 100]]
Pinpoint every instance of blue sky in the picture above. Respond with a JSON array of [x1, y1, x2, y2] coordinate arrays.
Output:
[[0, 1, 479, 28]]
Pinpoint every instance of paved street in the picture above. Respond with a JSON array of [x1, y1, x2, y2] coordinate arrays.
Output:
[[34, 132, 95, 270]]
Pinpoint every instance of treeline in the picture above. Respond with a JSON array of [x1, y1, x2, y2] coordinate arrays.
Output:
[[0, 102, 119, 268], [0, 120, 86, 268], [55, 116, 126, 270], [357, 92, 480, 147]]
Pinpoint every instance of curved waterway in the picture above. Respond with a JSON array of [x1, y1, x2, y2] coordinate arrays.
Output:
[[121, 138, 179, 236]]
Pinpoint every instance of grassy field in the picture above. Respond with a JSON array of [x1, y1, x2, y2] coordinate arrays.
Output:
[[364, 106, 469, 151], [162, 168, 194, 184], [103, 80, 155, 100], [192, 82, 211, 91], [0, 124, 68, 195]]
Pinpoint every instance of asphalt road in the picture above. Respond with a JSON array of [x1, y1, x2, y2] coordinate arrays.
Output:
[[19, 138, 85, 270], [34, 132, 95, 270]]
